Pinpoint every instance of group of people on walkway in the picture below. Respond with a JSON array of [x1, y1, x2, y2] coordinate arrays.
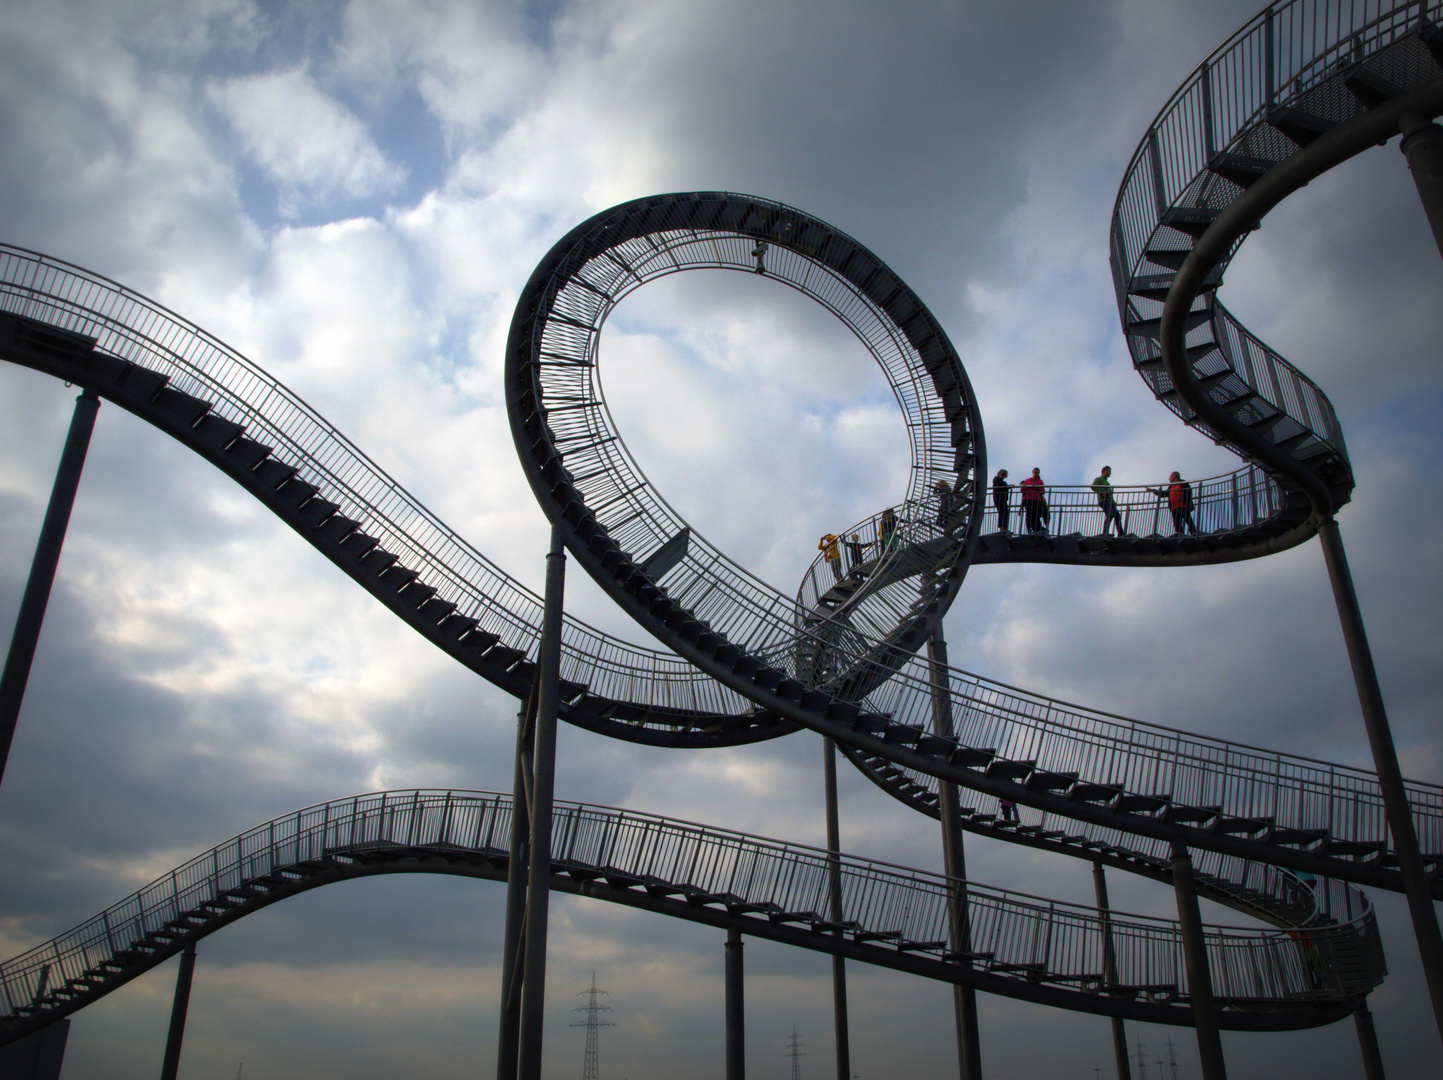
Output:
[[819, 463, 1203, 584], [991, 466, 1199, 537], [817, 506, 899, 585], [991, 467, 1053, 536]]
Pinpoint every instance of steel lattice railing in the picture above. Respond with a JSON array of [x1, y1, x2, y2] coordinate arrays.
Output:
[[522, 209, 978, 680], [1112, 0, 1443, 494], [5, 238, 1441, 880], [0, 245, 749, 731], [0, 791, 1384, 1022]]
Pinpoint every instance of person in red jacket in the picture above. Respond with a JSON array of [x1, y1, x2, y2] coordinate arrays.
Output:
[[1151, 471, 1196, 534], [1020, 467, 1047, 534]]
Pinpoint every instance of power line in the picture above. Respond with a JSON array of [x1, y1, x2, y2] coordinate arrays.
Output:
[[569, 972, 614, 1080]]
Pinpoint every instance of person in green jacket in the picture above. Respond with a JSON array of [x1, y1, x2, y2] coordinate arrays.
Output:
[[1092, 465, 1125, 537]]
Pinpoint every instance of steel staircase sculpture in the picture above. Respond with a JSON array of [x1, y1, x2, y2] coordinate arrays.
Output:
[[505, 191, 1443, 897], [0, 791, 1386, 1048], [0, 0, 1439, 1052], [837, 0, 1443, 905]]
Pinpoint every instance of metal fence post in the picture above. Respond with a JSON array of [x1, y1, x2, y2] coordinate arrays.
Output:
[[822, 737, 850, 1080], [1353, 998, 1386, 1080], [1092, 862, 1131, 1080], [497, 686, 537, 1080], [928, 627, 982, 1080], [725, 928, 745, 1080], [1317, 517, 1443, 1044], [159, 942, 197, 1080], [1171, 840, 1226, 1080], [1400, 117, 1443, 258], [0, 388, 101, 787], [517, 525, 567, 1080]]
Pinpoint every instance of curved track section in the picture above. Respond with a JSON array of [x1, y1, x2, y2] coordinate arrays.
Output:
[[818, 0, 1443, 942], [810, 462, 1314, 575], [0, 251, 785, 749], [2, 185, 1438, 906], [506, 192, 986, 701], [0, 1, 1439, 1037], [0, 791, 1383, 1048], [1112, 0, 1442, 515]]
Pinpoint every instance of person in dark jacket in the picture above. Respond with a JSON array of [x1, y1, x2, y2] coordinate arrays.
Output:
[[934, 477, 953, 530], [992, 469, 1011, 534], [879, 507, 898, 552]]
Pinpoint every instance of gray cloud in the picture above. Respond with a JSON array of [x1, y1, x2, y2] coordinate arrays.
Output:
[[0, 0, 1439, 1078]]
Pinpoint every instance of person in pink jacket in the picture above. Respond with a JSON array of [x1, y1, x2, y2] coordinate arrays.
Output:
[[1020, 467, 1047, 534]]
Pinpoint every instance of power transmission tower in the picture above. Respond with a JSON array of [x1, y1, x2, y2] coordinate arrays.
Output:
[[1166, 1036, 1180, 1080], [1134, 1035, 1148, 1080], [785, 1026, 806, 1080], [569, 972, 614, 1080]]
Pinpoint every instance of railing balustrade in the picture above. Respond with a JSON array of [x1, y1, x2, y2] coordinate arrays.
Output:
[[8, 243, 1435, 866], [1111, 0, 1437, 477], [0, 247, 751, 733], [0, 791, 1383, 1023]]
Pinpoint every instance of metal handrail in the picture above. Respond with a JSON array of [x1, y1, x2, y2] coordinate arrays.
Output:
[[797, 464, 1289, 606], [1111, 0, 1440, 479], [0, 791, 1383, 1020], [5, 236, 1440, 881], [522, 210, 978, 673], [0, 245, 749, 732]]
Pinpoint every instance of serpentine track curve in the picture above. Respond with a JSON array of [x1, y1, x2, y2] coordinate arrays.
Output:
[[0, 791, 1384, 1046]]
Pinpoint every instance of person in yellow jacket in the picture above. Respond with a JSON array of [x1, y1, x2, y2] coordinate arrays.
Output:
[[818, 533, 842, 583]]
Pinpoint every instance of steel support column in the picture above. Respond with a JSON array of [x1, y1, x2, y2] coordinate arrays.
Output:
[[497, 686, 537, 1080], [1400, 116, 1443, 258], [1353, 999, 1386, 1080], [927, 628, 982, 1080], [1170, 840, 1225, 1080], [0, 388, 100, 787], [725, 927, 745, 1080], [517, 526, 566, 1080], [1091, 862, 1130, 1080], [159, 942, 196, 1080], [822, 736, 851, 1080], [1317, 517, 1443, 1042]]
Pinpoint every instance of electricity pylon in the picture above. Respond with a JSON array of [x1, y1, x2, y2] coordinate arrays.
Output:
[[569, 972, 614, 1080], [785, 1026, 806, 1080]]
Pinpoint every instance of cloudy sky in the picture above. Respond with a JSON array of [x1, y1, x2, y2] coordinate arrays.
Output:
[[0, 1, 1440, 1078]]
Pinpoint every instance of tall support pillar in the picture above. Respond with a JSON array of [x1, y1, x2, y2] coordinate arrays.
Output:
[[1400, 115, 1443, 258], [497, 685, 537, 1080], [0, 388, 100, 786], [1353, 999, 1386, 1080], [517, 526, 567, 1080], [1170, 840, 1225, 1080], [159, 942, 196, 1080], [1316, 518, 1443, 1042], [822, 737, 851, 1080], [1090, 862, 1130, 1080], [725, 928, 745, 1080], [926, 627, 982, 1080]]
